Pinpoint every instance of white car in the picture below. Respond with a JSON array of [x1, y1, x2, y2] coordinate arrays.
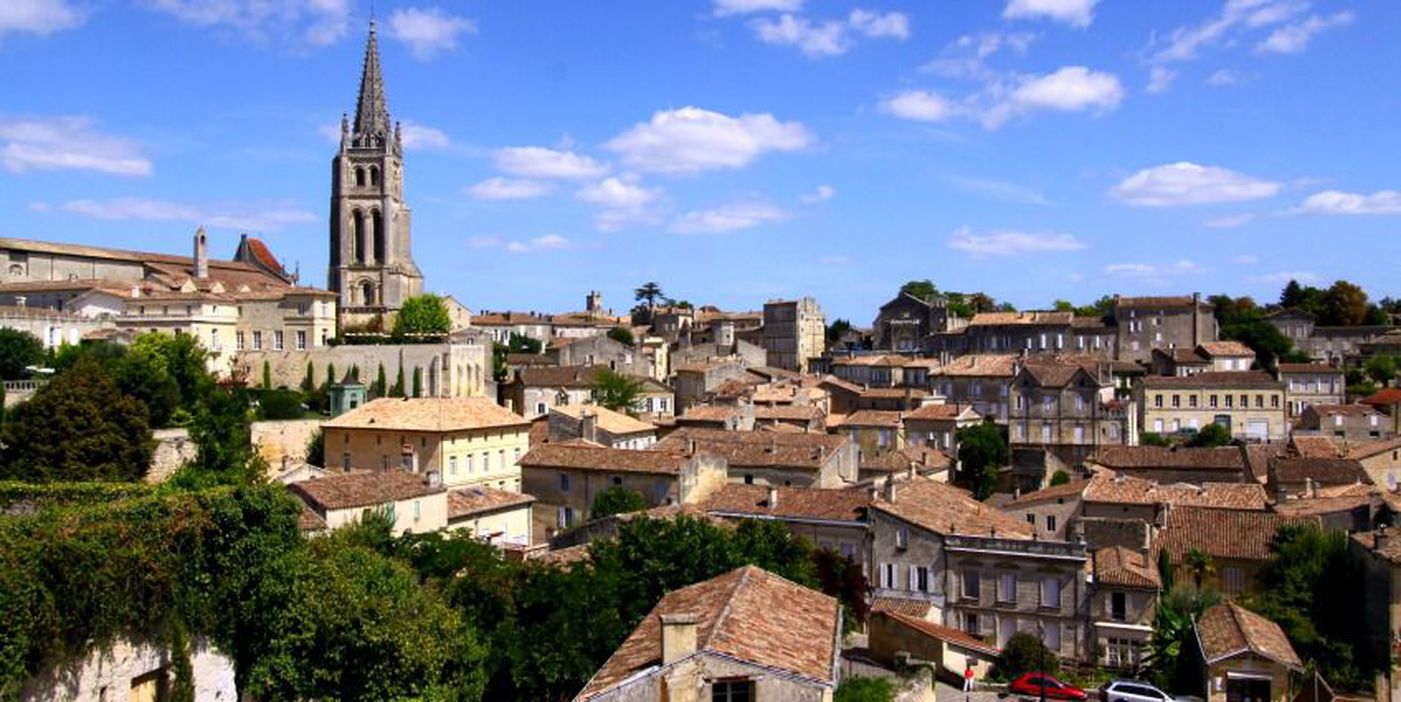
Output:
[[1100, 680, 1181, 702]]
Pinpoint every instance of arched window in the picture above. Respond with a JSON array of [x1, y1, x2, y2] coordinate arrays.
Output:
[[351, 210, 365, 263], [360, 281, 375, 306], [372, 210, 385, 263], [355, 167, 366, 187], [369, 166, 380, 186]]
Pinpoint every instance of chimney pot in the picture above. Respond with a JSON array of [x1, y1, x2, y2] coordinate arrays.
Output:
[[884, 476, 897, 503], [766, 485, 778, 508]]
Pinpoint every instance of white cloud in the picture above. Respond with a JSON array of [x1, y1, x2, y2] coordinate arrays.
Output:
[[1002, 0, 1100, 28], [944, 176, 1051, 206], [0, 116, 151, 177], [605, 107, 811, 175], [848, 9, 909, 39], [399, 121, 450, 150], [1256, 11, 1353, 55], [469, 234, 575, 254], [712, 0, 803, 17], [1205, 69, 1240, 86], [575, 177, 658, 209], [982, 66, 1124, 128], [922, 32, 1034, 81], [491, 146, 608, 180], [52, 197, 315, 231], [387, 7, 476, 59], [1153, 0, 1309, 63], [465, 177, 553, 200], [799, 185, 835, 204], [1111, 162, 1281, 207], [1296, 190, 1401, 216], [881, 90, 958, 123], [668, 201, 788, 234], [1104, 259, 1204, 284], [751, 14, 847, 56], [144, 0, 352, 47], [0, 0, 83, 36], [1231, 254, 1260, 265], [947, 227, 1086, 258], [1253, 271, 1318, 285], [1146, 66, 1177, 94], [1204, 213, 1258, 228]]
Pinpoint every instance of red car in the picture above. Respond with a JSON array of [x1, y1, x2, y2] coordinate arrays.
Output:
[[1008, 673, 1088, 700]]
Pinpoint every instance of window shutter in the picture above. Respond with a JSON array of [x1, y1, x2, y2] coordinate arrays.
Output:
[[908, 567, 917, 591]]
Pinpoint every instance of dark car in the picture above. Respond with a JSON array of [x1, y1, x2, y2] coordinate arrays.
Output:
[[1008, 673, 1088, 701]]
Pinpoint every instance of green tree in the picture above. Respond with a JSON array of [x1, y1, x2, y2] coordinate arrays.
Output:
[[1321, 280, 1369, 326], [814, 548, 870, 630], [326, 362, 337, 386], [1141, 432, 1171, 447], [131, 332, 211, 410], [1184, 549, 1215, 589], [0, 329, 43, 380], [956, 421, 1008, 500], [900, 279, 939, 302], [592, 368, 644, 412], [1211, 294, 1305, 367], [1050, 470, 1071, 486], [391, 293, 452, 341], [590, 486, 648, 519], [390, 366, 405, 397], [257, 389, 305, 420], [1365, 355, 1398, 386], [634, 282, 665, 309], [349, 364, 360, 382], [412, 366, 423, 397], [301, 360, 315, 393], [0, 358, 153, 482], [169, 386, 260, 488], [1188, 422, 1232, 447], [262, 360, 271, 389], [110, 347, 181, 428], [826, 318, 853, 344], [374, 363, 387, 397], [1145, 584, 1220, 690], [996, 631, 1058, 679], [305, 430, 325, 467], [606, 326, 635, 346], [835, 677, 894, 702]]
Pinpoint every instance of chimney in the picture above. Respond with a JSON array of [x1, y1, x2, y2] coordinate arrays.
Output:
[[660, 613, 699, 665], [1377, 525, 1391, 551], [1192, 292, 1202, 347], [907, 462, 918, 480], [425, 469, 442, 488], [766, 485, 778, 508], [193, 226, 209, 280], [581, 409, 598, 444], [884, 476, 897, 503]]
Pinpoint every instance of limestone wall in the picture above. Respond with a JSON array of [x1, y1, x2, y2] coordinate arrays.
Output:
[[20, 636, 236, 702], [236, 342, 491, 399], [146, 428, 197, 483], [251, 419, 323, 469]]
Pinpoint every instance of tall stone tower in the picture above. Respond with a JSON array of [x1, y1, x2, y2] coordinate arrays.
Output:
[[329, 21, 423, 332]]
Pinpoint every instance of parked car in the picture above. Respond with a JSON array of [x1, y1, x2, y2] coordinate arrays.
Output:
[[1008, 673, 1087, 700], [1100, 680, 1180, 702]]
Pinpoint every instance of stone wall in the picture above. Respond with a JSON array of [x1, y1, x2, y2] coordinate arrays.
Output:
[[146, 428, 197, 483], [20, 636, 236, 702], [236, 341, 491, 399], [251, 418, 323, 469]]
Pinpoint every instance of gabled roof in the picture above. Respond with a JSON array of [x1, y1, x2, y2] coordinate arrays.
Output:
[[1196, 602, 1302, 669], [871, 477, 1033, 539], [876, 609, 1000, 657], [903, 403, 980, 422], [859, 445, 953, 474], [935, 354, 1018, 378], [656, 428, 847, 471], [447, 486, 534, 520], [1198, 341, 1255, 357], [1083, 473, 1267, 510], [1348, 437, 1401, 461], [290, 470, 443, 512], [575, 566, 840, 700], [1093, 546, 1160, 589], [515, 365, 605, 388], [1361, 388, 1401, 407], [838, 410, 904, 428], [321, 397, 530, 433], [1090, 446, 1247, 473], [551, 404, 656, 436], [1156, 507, 1316, 563], [1005, 479, 1089, 508], [702, 484, 869, 523], [520, 444, 690, 475], [1268, 456, 1370, 487]]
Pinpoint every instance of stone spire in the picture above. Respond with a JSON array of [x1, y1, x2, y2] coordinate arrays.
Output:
[[352, 20, 390, 142]]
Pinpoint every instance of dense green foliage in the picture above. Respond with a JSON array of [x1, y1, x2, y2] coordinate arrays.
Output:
[[53, 339, 182, 427], [899, 280, 1011, 317], [589, 486, 648, 519], [1210, 295, 1308, 367], [1140, 432, 1170, 447], [167, 386, 262, 489], [0, 481, 156, 509], [1050, 470, 1071, 486], [591, 368, 644, 412], [1280, 279, 1389, 327], [956, 421, 1008, 499], [0, 329, 44, 380], [633, 282, 665, 308], [1364, 355, 1398, 386], [834, 676, 895, 702], [0, 358, 153, 482], [491, 333, 544, 382], [1188, 422, 1233, 447], [256, 388, 306, 420], [996, 632, 1058, 679], [392, 293, 453, 342], [605, 326, 634, 346], [304, 430, 325, 468], [1146, 584, 1220, 692]]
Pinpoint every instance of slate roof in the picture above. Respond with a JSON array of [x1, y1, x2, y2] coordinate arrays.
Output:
[[1196, 602, 1302, 669], [574, 566, 841, 700], [702, 484, 869, 523], [447, 486, 535, 520], [322, 397, 530, 433], [870, 477, 1033, 539], [1093, 546, 1160, 589], [290, 470, 443, 512]]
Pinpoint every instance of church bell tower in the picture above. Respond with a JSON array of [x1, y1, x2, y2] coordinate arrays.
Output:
[[329, 21, 423, 331]]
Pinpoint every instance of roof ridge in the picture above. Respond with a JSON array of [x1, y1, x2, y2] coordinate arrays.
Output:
[[706, 566, 757, 651]]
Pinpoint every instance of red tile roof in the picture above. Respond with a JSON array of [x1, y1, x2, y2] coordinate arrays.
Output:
[[702, 484, 869, 523], [1155, 507, 1316, 563], [871, 477, 1033, 539], [447, 486, 534, 520], [876, 610, 1000, 657], [1196, 602, 1302, 668], [1093, 546, 1160, 589], [290, 470, 443, 512]]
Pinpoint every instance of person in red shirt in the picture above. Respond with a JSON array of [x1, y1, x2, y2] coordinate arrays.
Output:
[[963, 663, 975, 692]]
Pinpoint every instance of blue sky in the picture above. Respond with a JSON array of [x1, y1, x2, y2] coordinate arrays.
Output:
[[2, 0, 1398, 323]]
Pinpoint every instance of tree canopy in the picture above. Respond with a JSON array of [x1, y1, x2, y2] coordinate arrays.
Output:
[[956, 421, 1007, 499], [633, 282, 665, 308], [592, 368, 645, 412], [1188, 422, 1232, 448], [590, 486, 648, 520], [0, 329, 43, 380], [391, 293, 452, 341], [606, 326, 635, 346]]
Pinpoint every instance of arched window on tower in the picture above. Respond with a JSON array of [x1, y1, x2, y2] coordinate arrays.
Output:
[[361, 281, 375, 306], [351, 210, 366, 263], [369, 166, 380, 186], [355, 167, 366, 187], [372, 210, 386, 263]]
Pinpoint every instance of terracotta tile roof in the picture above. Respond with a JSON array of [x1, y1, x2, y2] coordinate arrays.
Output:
[[1271, 494, 1372, 518], [1006, 479, 1089, 507], [859, 445, 953, 474], [657, 428, 847, 471], [298, 504, 327, 531], [1268, 457, 1370, 487], [1198, 341, 1255, 357], [1352, 529, 1401, 566], [935, 354, 1019, 378], [516, 365, 605, 388], [702, 484, 870, 523], [877, 610, 1001, 657], [831, 354, 910, 367], [1277, 363, 1342, 374], [1115, 295, 1205, 310], [858, 387, 930, 400], [1019, 359, 1105, 388], [447, 486, 534, 520], [1156, 507, 1316, 563], [529, 417, 550, 446], [871, 477, 1033, 539], [759, 422, 804, 433], [322, 397, 530, 433], [520, 444, 689, 475], [1140, 371, 1283, 390], [551, 404, 656, 435], [819, 375, 866, 395], [1290, 436, 1345, 459], [753, 405, 822, 421], [506, 353, 555, 367], [840, 410, 904, 428], [1362, 388, 1401, 406], [530, 543, 592, 568], [870, 596, 933, 619], [1308, 404, 1383, 418], [1196, 602, 1302, 669], [1091, 446, 1247, 473], [1084, 474, 1268, 510], [290, 470, 443, 512], [1348, 437, 1401, 460], [1093, 546, 1160, 589], [679, 405, 742, 422], [904, 404, 975, 421], [1242, 444, 1286, 484], [575, 566, 840, 700], [968, 311, 1074, 326]]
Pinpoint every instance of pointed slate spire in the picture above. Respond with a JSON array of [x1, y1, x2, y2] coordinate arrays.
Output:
[[352, 20, 390, 141]]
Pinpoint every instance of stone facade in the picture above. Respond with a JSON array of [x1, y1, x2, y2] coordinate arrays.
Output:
[[1113, 294, 1217, 363], [1008, 363, 1130, 468], [762, 297, 825, 372], [19, 636, 236, 702], [1277, 363, 1346, 418], [238, 341, 491, 399], [1137, 372, 1287, 443]]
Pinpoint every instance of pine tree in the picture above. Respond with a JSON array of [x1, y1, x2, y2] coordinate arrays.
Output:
[[301, 360, 315, 393], [262, 360, 272, 389], [374, 363, 387, 397], [326, 362, 337, 387], [412, 367, 423, 397], [390, 366, 405, 397]]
